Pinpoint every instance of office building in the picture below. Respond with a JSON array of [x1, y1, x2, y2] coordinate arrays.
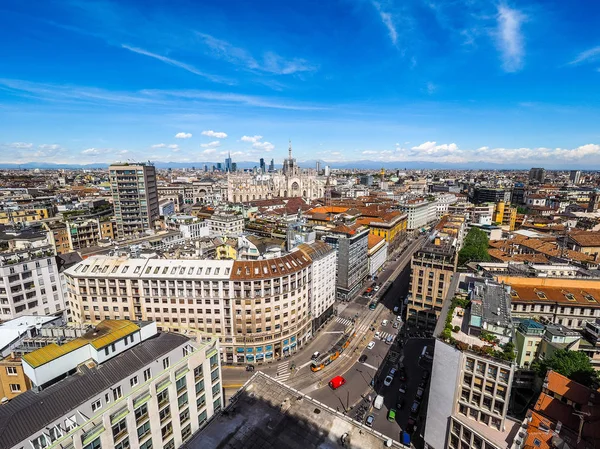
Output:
[[570, 169, 582, 184], [315, 160, 321, 174], [0, 319, 222, 449], [528, 167, 546, 183], [297, 241, 337, 331], [259, 158, 266, 173], [109, 163, 160, 238], [268, 159, 274, 172], [470, 187, 511, 205], [323, 224, 370, 301], [424, 275, 518, 449], [225, 153, 232, 172], [65, 242, 332, 364], [206, 209, 244, 236], [367, 234, 387, 278], [400, 198, 436, 231]]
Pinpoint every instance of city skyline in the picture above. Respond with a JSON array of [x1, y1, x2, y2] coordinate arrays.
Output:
[[1, 0, 600, 167]]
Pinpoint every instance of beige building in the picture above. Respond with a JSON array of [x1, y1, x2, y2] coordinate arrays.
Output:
[[65, 242, 331, 364], [0, 355, 31, 401]]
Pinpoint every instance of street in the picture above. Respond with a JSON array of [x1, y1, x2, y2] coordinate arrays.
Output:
[[221, 235, 428, 441]]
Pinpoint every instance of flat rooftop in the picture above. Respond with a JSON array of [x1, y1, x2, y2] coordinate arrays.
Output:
[[186, 371, 404, 449]]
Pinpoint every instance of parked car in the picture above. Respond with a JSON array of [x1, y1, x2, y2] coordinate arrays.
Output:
[[416, 387, 424, 400], [374, 331, 381, 339], [311, 351, 320, 360], [410, 400, 420, 415], [367, 341, 376, 350], [406, 417, 416, 434], [398, 368, 407, 381], [396, 315, 402, 322], [374, 285, 380, 292], [393, 322, 399, 329], [384, 375, 394, 386], [369, 302, 377, 310], [359, 354, 368, 363], [366, 414, 375, 427], [381, 319, 388, 327], [393, 306, 399, 313], [422, 370, 430, 380], [387, 408, 396, 422], [386, 335, 394, 345], [398, 383, 407, 394], [374, 395, 384, 410], [389, 367, 397, 377]]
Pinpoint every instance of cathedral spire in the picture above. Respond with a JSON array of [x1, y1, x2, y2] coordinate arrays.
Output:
[[288, 139, 292, 159]]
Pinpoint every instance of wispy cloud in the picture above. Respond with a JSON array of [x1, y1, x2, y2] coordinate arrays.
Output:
[[241, 135, 263, 143], [121, 45, 234, 84], [200, 141, 220, 148], [175, 132, 192, 139], [371, 2, 398, 46], [197, 33, 318, 75], [495, 5, 526, 72], [426, 82, 437, 95], [569, 46, 600, 65]]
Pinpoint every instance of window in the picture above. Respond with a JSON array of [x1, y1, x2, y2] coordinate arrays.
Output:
[[162, 357, 170, 369], [137, 421, 151, 440], [115, 438, 130, 449], [161, 422, 173, 440], [176, 377, 186, 393], [9, 383, 20, 393], [139, 440, 153, 449], [178, 392, 189, 409], [6, 366, 17, 376], [157, 389, 169, 407], [91, 399, 102, 412], [198, 410, 208, 427], [213, 396, 222, 413], [130, 376, 138, 387], [159, 406, 171, 423], [194, 365, 203, 380], [179, 408, 190, 424], [210, 354, 218, 369], [112, 418, 128, 440], [144, 368, 152, 382], [83, 437, 101, 449], [164, 439, 175, 449], [195, 379, 205, 396], [113, 386, 123, 401], [135, 403, 149, 424]]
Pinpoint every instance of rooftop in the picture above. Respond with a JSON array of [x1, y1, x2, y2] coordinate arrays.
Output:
[[470, 280, 512, 328], [186, 371, 404, 449], [0, 332, 190, 449]]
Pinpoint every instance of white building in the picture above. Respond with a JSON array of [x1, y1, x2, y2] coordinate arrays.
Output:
[[0, 245, 65, 320], [400, 198, 436, 231], [434, 193, 458, 218], [158, 199, 176, 217], [367, 235, 388, 278], [166, 215, 210, 240], [206, 210, 244, 236], [296, 241, 337, 330], [1, 319, 222, 449]]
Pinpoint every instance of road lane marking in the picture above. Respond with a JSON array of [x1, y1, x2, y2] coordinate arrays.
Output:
[[323, 331, 344, 334], [360, 362, 378, 371], [299, 360, 313, 369]]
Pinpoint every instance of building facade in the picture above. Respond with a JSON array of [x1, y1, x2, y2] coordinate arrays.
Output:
[[64, 244, 328, 364], [0, 320, 222, 449], [109, 163, 160, 238], [400, 198, 436, 231], [206, 210, 244, 236]]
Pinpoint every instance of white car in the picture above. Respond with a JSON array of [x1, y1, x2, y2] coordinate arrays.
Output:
[[382, 319, 389, 327], [374, 331, 381, 339], [396, 315, 402, 322], [384, 375, 393, 386], [374, 285, 380, 292], [367, 341, 376, 350]]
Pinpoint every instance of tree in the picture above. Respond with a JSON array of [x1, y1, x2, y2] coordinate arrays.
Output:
[[458, 228, 491, 266], [533, 350, 598, 386]]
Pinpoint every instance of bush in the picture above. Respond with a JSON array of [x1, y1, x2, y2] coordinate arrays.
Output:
[[453, 325, 460, 332]]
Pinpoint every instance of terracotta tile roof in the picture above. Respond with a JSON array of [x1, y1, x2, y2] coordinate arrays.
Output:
[[508, 283, 600, 306], [306, 206, 349, 215], [544, 370, 595, 405], [230, 251, 311, 280], [569, 231, 600, 248], [368, 234, 385, 249]]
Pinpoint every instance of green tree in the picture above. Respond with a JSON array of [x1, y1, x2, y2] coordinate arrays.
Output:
[[458, 228, 491, 266], [533, 350, 598, 386]]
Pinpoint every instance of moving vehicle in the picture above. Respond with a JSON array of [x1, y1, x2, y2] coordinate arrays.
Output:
[[366, 415, 375, 427], [381, 319, 388, 327], [374, 285, 380, 292], [398, 383, 407, 394], [374, 395, 384, 410], [365, 287, 373, 294], [396, 315, 402, 322], [329, 376, 346, 390], [311, 327, 356, 372], [393, 306, 399, 313], [388, 409, 396, 422], [386, 335, 394, 345], [374, 331, 381, 339], [367, 341, 376, 350], [311, 351, 320, 360], [384, 375, 393, 386], [401, 431, 411, 446], [393, 322, 399, 329], [369, 302, 377, 310], [359, 354, 368, 363]]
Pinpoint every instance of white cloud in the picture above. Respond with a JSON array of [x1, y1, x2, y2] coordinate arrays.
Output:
[[5, 142, 33, 149], [372, 2, 398, 45], [241, 135, 263, 143], [200, 141, 221, 149], [362, 150, 379, 155], [197, 33, 318, 75], [202, 130, 228, 138], [81, 148, 103, 155], [151, 143, 167, 149], [411, 142, 459, 154], [168, 144, 179, 151], [38, 144, 62, 151], [252, 141, 274, 152], [202, 148, 217, 155], [121, 45, 233, 84], [175, 132, 192, 139], [569, 46, 600, 65], [495, 5, 526, 72]]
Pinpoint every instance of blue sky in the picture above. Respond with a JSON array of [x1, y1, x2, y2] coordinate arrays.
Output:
[[1, 0, 600, 167]]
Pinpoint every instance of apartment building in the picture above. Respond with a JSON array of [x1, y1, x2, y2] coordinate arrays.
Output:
[[109, 163, 160, 238], [43, 221, 71, 255], [296, 241, 337, 331], [407, 236, 458, 328], [495, 276, 600, 330], [400, 198, 435, 231], [66, 218, 102, 250], [367, 234, 387, 278], [0, 245, 65, 320], [0, 320, 222, 449], [425, 276, 519, 449], [323, 224, 370, 301], [65, 244, 327, 364], [206, 210, 244, 236]]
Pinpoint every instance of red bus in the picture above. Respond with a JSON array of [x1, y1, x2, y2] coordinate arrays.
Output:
[[329, 376, 346, 389]]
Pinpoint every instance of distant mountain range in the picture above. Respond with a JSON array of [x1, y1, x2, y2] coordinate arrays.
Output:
[[0, 160, 592, 171]]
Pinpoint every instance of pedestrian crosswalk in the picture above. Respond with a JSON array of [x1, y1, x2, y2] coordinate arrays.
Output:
[[276, 361, 290, 382], [335, 317, 354, 327], [377, 331, 395, 341]]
